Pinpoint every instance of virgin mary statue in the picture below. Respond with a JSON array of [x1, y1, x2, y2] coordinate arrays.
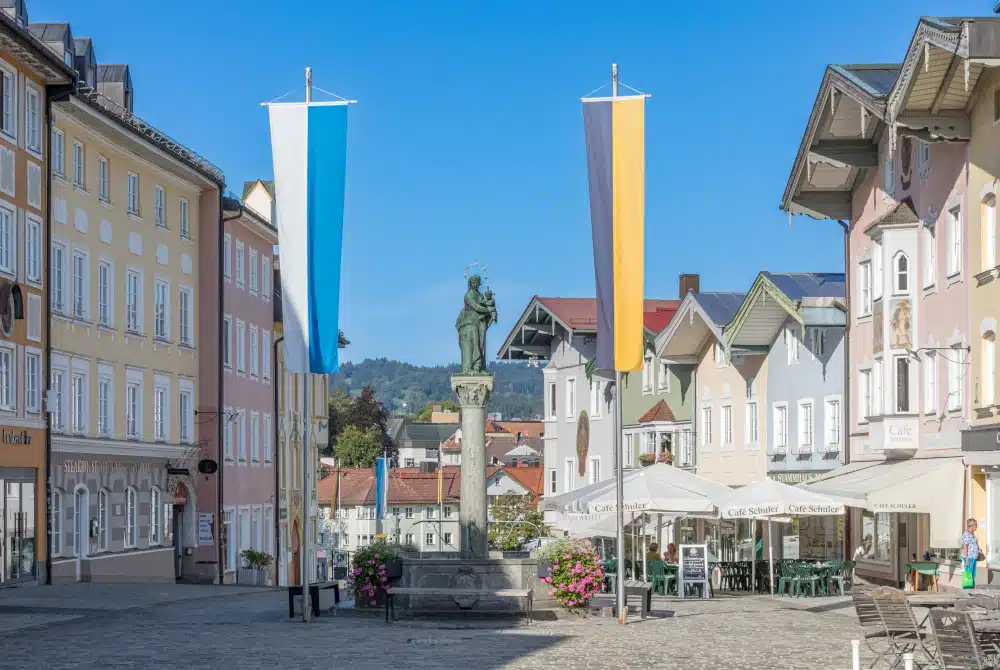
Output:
[[455, 274, 497, 374]]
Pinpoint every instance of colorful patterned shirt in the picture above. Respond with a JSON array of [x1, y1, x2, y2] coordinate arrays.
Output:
[[963, 530, 981, 562]]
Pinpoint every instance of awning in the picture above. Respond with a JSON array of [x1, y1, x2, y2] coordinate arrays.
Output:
[[802, 457, 965, 548]]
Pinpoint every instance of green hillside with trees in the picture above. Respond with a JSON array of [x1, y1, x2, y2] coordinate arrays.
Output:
[[328, 359, 543, 419]]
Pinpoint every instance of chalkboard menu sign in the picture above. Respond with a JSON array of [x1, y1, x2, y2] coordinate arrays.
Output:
[[678, 544, 710, 599]]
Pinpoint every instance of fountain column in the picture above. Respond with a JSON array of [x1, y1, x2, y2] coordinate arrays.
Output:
[[451, 374, 494, 559]]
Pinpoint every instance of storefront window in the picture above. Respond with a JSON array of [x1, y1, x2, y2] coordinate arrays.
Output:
[[861, 510, 892, 562]]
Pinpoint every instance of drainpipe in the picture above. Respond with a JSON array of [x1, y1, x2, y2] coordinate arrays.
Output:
[[273, 335, 283, 579], [44, 84, 74, 586], [838, 218, 851, 559], [219, 199, 242, 583]]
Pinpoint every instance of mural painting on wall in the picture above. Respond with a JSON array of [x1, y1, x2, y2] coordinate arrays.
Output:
[[873, 300, 884, 354], [890, 298, 913, 349], [900, 137, 913, 191], [577, 410, 590, 478]]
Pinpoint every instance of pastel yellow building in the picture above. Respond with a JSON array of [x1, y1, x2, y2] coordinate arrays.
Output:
[[42, 35, 223, 582]]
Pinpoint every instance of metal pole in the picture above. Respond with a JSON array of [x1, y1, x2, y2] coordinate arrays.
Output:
[[615, 370, 626, 624], [305, 66, 312, 104], [302, 377, 312, 622]]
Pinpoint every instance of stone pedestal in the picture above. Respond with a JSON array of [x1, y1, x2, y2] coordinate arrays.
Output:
[[451, 374, 494, 559]]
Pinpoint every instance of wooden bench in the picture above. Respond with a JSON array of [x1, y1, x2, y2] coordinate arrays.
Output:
[[385, 587, 533, 624]]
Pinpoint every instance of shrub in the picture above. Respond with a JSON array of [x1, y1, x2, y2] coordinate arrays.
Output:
[[537, 538, 604, 608], [241, 549, 273, 570], [348, 541, 402, 606], [638, 452, 656, 467]]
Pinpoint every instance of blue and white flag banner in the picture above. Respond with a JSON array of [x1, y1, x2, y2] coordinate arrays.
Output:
[[375, 457, 389, 520], [266, 101, 350, 374]]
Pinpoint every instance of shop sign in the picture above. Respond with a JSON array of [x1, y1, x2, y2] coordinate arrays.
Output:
[[961, 425, 1000, 452], [1, 429, 30, 445], [63, 460, 151, 475], [770, 471, 823, 485], [198, 513, 215, 546], [591, 501, 649, 514], [678, 544, 710, 600]]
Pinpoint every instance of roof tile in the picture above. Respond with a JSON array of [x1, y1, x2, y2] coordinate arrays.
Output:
[[637, 399, 677, 424]]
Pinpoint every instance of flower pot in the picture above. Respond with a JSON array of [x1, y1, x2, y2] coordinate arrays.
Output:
[[538, 560, 552, 578], [354, 589, 387, 609], [385, 559, 403, 580], [237, 567, 268, 586]]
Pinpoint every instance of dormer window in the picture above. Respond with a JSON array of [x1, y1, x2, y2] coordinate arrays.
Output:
[[894, 252, 909, 294], [64, 51, 72, 68]]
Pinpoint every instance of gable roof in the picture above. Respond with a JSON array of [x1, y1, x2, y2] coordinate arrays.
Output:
[[0, 11, 76, 84], [243, 179, 275, 201], [655, 291, 746, 361], [637, 399, 677, 424], [864, 196, 921, 235], [317, 466, 462, 505]]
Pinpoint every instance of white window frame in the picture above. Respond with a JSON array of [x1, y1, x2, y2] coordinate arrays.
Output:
[[0, 200, 15, 277], [824, 395, 842, 451], [642, 356, 653, 392], [150, 487, 161, 545], [50, 490, 62, 556], [179, 198, 190, 238], [949, 344, 966, 412], [179, 285, 193, 346], [564, 377, 576, 419], [745, 401, 759, 448], [52, 129, 64, 177], [917, 138, 931, 181], [249, 324, 259, 378], [986, 195, 997, 271], [71, 368, 87, 434], [858, 261, 872, 317], [236, 240, 245, 287], [249, 247, 258, 295], [223, 406, 234, 461], [948, 205, 962, 278], [798, 399, 814, 452], [859, 368, 872, 423], [50, 367, 66, 433], [263, 413, 272, 463], [238, 408, 247, 463], [127, 172, 139, 215], [809, 327, 826, 358], [154, 185, 165, 227], [179, 380, 194, 444], [98, 489, 109, 551], [0, 345, 13, 410], [125, 368, 143, 440], [154, 277, 170, 340], [924, 353, 938, 415], [895, 355, 912, 414], [923, 223, 936, 288], [772, 402, 788, 453], [223, 315, 232, 369], [893, 252, 909, 294], [153, 377, 169, 442], [262, 256, 271, 301], [251, 411, 260, 463], [71, 248, 88, 319], [549, 468, 557, 495], [98, 156, 108, 202], [97, 366, 113, 437], [72, 140, 85, 188], [700, 404, 713, 449], [262, 330, 271, 381], [873, 358, 883, 416], [125, 268, 143, 334], [25, 349, 41, 413], [589, 378, 602, 419], [223, 233, 232, 279], [51, 243, 67, 315], [0, 63, 14, 141], [25, 84, 40, 154], [658, 360, 671, 392], [97, 260, 112, 327], [546, 380, 556, 420], [564, 458, 576, 493], [984, 334, 997, 408], [589, 456, 601, 485], [124, 487, 137, 548], [787, 327, 800, 364], [721, 403, 733, 448]]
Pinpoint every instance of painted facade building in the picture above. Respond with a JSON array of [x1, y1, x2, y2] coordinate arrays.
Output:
[[216, 187, 278, 585], [782, 18, 999, 587], [42, 24, 223, 583], [0, 5, 75, 585]]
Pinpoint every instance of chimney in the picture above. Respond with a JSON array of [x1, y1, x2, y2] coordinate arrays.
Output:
[[679, 274, 700, 297]]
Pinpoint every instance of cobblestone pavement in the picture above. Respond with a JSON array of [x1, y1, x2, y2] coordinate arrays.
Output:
[[0, 585, 877, 669]]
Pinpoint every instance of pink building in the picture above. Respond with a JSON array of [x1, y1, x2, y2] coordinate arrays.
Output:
[[211, 184, 278, 584]]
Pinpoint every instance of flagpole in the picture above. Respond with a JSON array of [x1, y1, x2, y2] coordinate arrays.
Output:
[[301, 65, 313, 624]]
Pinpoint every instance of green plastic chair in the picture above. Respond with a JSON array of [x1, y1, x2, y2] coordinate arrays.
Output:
[[647, 560, 667, 595], [829, 560, 854, 596], [603, 560, 618, 594], [792, 563, 820, 597]]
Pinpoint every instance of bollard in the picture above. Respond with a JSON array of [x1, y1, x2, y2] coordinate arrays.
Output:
[[903, 652, 914, 670], [851, 640, 860, 670]]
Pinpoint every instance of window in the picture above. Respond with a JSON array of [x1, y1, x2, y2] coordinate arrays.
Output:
[[22, 217, 40, 287], [883, 150, 895, 198], [126, 381, 140, 438], [825, 398, 841, 447], [798, 401, 814, 449], [179, 287, 192, 346], [924, 225, 936, 288], [949, 346, 966, 411], [236, 320, 246, 373], [25, 352, 40, 413], [564, 459, 575, 493], [924, 354, 937, 415], [895, 356, 911, 413], [861, 510, 892, 562], [98, 157, 108, 201], [642, 356, 653, 390], [809, 328, 826, 358], [714, 342, 726, 367], [787, 327, 800, 364], [0, 347, 12, 409], [948, 206, 962, 277], [986, 196, 997, 271], [50, 370, 65, 432], [249, 325, 259, 377], [51, 244, 66, 314], [223, 407, 234, 461], [773, 404, 788, 452], [236, 241, 245, 287], [680, 429, 693, 467], [180, 389, 192, 442], [252, 507, 262, 550], [565, 378, 576, 418], [590, 457, 601, 484], [98, 490, 108, 551], [701, 406, 712, 447], [154, 279, 168, 340], [154, 186, 165, 227], [263, 414, 272, 462], [547, 381, 556, 419], [264, 507, 273, 554], [251, 411, 260, 462], [71, 372, 85, 433], [658, 360, 670, 391], [0, 203, 13, 275], [222, 509, 235, 569], [127, 173, 139, 215], [154, 385, 167, 441], [222, 316, 232, 368], [150, 487, 161, 544], [98, 375, 111, 436], [249, 248, 259, 295], [26, 86, 40, 152], [179, 198, 190, 238], [425, 533, 435, 546], [589, 379, 602, 418], [549, 469, 557, 494], [894, 253, 909, 293], [126, 270, 141, 333], [72, 251, 87, 318], [721, 404, 732, 446], [72, 141, 84, 188], [858, 261, 872, 316], [50, 490, 62, 556], [238, 409, 247, 462], [745, 401, 758, 446], [262, 330, 271, 380], [917, 139, 931, 181], [443, 506, 453, 518], [53, 129, 64, 176], [985, 333, 996, 407], [262, 256, 271, 300], [223, 234, 232, 278], [405, 507, 414, 519], [98, 262, 111, 326], [125, 488, 137, 548]]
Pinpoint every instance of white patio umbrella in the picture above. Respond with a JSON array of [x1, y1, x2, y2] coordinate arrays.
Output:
[[721, 478, 845, 597]]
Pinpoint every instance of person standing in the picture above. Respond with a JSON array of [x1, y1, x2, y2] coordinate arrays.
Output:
[[963, 518, 983, 591]]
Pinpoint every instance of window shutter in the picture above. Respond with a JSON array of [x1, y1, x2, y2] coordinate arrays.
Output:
[[0, 147, 14, 196], [27, 162, 41, 209]]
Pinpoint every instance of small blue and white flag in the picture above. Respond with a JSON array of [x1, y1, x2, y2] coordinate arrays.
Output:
[[266, 101, 351, 374]]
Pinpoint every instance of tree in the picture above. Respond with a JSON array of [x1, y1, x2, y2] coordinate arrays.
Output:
[[488, 493, 547, 551], [345, 386, 390, 433], [327, 388, 354, 451], [414, 400, 459, 423], [335, 425, 386, 468], [325, 385, 398, 461]]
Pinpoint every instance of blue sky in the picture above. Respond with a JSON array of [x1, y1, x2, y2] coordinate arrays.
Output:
[[35, 0, 994, 366]]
